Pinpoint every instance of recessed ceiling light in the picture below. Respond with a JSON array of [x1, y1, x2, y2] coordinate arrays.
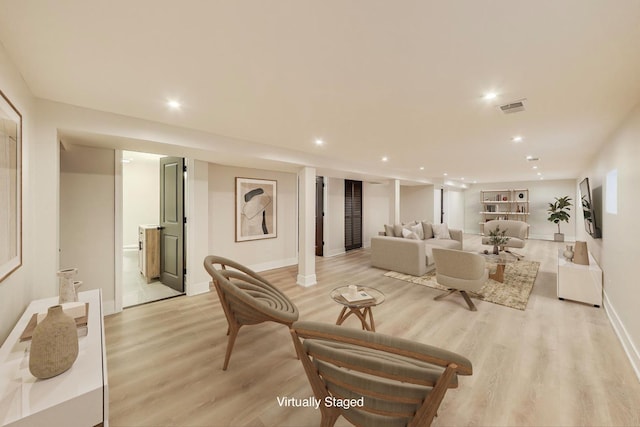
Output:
[[419, 166, 424, 170], [381, 156, 388, 162], [473, 180, 477, 184], [461, 177, 465, 180], [540, 177, 544, 180], [443, 173, 448, 176], [532, 166, 538, 169], [512, 136, 523, 143], [537, 172, 542, 176], [315, 139, 324, 146], [167, 99, 181, 110], [483, 92, 497, 100]]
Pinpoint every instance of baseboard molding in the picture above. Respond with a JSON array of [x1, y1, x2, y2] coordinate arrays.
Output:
[[248, 257, 298, 273], [187, 280, 210, 296], [324, 248, 346, 258], [296, 273, 317, 287], [604, 290, 640, 382], [103, 299, 116, 316]]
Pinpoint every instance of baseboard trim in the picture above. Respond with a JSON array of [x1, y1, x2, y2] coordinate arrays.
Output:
[[248, 257, 298, 273], [296, 274, 317, 287], [324, 249, 346, 258], [187, 280, 210, 296], [604, 290, 640, 382]]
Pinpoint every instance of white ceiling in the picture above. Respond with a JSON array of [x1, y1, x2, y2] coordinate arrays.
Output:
[[2, 1, 640, 184]]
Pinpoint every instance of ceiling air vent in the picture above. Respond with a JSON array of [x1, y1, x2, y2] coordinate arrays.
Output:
[[499, 99, 526, 114]]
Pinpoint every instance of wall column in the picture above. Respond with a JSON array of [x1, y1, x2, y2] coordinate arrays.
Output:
[[297, 166, 317, 287], [389, 179, 400, 224]]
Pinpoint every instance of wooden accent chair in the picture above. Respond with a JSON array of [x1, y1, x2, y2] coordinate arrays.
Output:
[[432, 248, 488, 311], [203, 255, 299, 370], [291, 321, 473, 427]]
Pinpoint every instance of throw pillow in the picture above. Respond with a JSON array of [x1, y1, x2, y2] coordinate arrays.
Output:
[[401, 228, 419, 240], [410, 223, 424, 240], [432, 223, 451, 239], [421, 221, 434, 239], [384, 224, 394, 237], [393, 224, 404, 237]]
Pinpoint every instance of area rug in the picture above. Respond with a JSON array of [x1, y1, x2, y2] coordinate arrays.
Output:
[[384, 260, 540, 310]]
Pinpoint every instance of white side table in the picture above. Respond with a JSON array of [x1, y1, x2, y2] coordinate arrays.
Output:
[[0, 289, 108, 426]]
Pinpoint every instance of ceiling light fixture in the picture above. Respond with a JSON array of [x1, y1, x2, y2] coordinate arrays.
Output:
[[537, 172, 542, 176], [512, 136, 523, 143], [533, 166, 538, 169], [443, 172, 448, 176], [419, 166, 425, 170], [315, 139, 324, 146], [483, 92, 497, 100], [167, 99, 181, 110], [461, 177, 465, 180], [381, 156, 388, 162]]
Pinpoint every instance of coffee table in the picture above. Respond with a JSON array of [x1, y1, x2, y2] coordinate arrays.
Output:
[[481, 252, 518, 283], [330, 286, 385, 332]]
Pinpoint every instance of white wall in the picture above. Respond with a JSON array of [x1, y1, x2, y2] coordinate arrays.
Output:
[[0, 43, 35, 343], [122, 152, 160, 248], [363, 182, 390, 248], [400, 185, 434, 224], [324, 177, 345, 257], [464, 179, 578, 240], [578, 103, 640, 380], [208, 164, 298, 271], [60, 145, 116, 311]]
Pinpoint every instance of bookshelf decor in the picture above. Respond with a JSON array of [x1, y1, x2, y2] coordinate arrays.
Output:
[[480, 189, 529, 235]]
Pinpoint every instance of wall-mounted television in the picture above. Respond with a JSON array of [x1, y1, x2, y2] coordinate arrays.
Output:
[[579, 177, 601, 238]]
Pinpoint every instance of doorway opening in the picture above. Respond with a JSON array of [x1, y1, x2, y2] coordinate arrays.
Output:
[[121, 151, 185, 307]]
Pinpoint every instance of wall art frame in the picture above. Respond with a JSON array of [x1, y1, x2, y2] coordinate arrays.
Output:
[[0, 89, 22, 283], [235, 177, 277, 242]]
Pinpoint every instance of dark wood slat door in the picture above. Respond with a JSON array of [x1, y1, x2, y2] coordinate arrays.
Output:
[[315, 176, 324, 256], [159, 156, 185, 292], [345, 180, 362, 251]]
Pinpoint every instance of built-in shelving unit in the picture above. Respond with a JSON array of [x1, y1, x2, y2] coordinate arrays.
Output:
[[479, 189, 529, 235]]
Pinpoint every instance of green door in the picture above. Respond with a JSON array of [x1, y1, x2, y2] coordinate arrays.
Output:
[[159, 156, 184, 292]]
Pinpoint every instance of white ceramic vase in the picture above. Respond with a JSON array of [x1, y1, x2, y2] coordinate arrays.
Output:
[[58, 268, 82, 304]]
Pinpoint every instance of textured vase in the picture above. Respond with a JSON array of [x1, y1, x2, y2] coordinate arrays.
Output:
[[563, 245, 574, 261], [573, 241, 589, 265], [493, 245, 499, 255], [58, 268, 80, 304], [29, 305, 79, 379]]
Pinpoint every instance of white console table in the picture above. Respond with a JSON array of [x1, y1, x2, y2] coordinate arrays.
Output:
[[557, 249, 602, 307], [0, 289, 108, 426]]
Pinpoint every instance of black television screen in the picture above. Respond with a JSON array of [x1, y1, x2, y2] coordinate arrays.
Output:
[[579, 177, 601, 238]]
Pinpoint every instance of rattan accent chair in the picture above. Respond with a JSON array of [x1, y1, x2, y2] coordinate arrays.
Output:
[[203, 255, 299, 370], [291, 321, 473, 427]]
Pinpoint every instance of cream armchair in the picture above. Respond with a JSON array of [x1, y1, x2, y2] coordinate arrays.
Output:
[[432, 248, 488, 311], [481, 220, 528, 249]]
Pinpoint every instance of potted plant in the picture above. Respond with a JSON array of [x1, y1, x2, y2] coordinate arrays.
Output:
[[547, 196, 572, 242], [488, 225, 510, 254]]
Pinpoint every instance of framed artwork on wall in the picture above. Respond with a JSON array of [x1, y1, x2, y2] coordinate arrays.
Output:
[[0, 90, 22, 282], [235, 177, 277, 242]]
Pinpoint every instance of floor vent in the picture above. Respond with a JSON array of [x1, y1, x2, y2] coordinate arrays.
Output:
[[499, 100, 526, 114]]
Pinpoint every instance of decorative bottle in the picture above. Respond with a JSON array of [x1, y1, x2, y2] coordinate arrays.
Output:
[[58, 268, 80, 303], [29, 305, 79, 379]]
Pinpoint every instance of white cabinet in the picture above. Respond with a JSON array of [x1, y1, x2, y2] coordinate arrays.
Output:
[[557, 250, 602, 307], [0, 290, 108, 426]]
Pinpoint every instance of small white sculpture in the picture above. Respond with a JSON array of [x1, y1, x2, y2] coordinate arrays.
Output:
[[57, 268, 82, 303]]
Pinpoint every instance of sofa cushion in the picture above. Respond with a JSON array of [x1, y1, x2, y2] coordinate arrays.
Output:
[[421, 221, 434, 239], [432, 223, 451, 239], [384, 224, 394, 237], [410, 223, 424, 240], [392, 224, 404, 237], [402, 228, 420, 240], [428, 238, 461, 250]]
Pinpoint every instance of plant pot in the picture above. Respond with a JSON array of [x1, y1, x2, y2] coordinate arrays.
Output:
[[554, 233, 565, 242]]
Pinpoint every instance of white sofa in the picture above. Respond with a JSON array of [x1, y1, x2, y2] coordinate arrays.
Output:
[[371, 222, 463, 276]]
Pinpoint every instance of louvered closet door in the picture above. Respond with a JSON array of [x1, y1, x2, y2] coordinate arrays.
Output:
[[344, 180, 363, 251]]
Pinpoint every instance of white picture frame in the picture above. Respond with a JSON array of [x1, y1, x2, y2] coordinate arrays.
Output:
[[235, 177, 277, 242]]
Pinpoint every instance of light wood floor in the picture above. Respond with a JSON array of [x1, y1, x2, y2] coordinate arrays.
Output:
[[105, 235, 640, 426]]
